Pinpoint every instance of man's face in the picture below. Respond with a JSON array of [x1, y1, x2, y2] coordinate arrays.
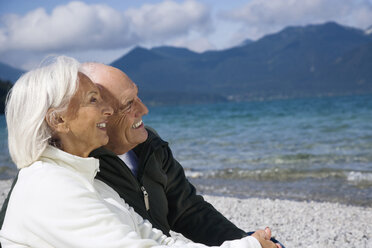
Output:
[[97, 66, 149, 154]]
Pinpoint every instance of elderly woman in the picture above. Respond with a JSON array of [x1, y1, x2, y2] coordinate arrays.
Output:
[[0, 56, 276, 248]]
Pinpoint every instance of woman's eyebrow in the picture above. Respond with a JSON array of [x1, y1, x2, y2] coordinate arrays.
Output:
[[87, 90, 99, 96]]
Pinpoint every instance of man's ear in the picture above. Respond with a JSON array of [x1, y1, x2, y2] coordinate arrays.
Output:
[[46, 108, 69, 133]]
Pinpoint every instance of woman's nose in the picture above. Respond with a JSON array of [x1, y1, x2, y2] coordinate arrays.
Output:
[[103, 102, 113, 116]]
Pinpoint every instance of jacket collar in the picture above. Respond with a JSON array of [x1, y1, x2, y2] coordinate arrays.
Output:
[[40, 145, 100, 182]]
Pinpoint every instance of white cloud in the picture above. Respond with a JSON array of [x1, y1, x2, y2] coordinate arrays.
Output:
[[0, 2, 132, 52], [0, 0, 212, 54], [125, 0, 212, 41], [222, 0, 372, 40]]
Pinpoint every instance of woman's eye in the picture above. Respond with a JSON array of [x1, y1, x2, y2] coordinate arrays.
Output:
[[90, 97, 98, 103]]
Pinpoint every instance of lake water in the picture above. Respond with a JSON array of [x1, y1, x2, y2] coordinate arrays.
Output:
[[1, 94, 372, 206]]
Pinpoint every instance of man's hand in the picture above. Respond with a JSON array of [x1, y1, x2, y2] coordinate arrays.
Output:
[[251, 227, 282, 248]]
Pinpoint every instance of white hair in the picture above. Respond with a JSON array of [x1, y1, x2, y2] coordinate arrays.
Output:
[[6, 56, 80, 169]]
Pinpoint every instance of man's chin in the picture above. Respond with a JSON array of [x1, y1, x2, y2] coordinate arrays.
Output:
[[138, 128, 148, 143], [104, 128, 149, 154]]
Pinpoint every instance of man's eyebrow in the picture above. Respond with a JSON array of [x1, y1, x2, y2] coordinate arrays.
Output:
[[123, 85, 138, 103], [120, 97, 134, 109]]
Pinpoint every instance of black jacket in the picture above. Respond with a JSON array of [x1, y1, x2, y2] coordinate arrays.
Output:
[[0, 127, 246, 246]]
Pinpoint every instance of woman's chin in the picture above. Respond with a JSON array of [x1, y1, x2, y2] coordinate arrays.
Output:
[[94, 136, 110, 150], [101, 136, 110, 147]]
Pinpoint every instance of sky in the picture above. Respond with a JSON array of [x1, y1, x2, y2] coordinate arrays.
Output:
[[1, 0, 372, 70]]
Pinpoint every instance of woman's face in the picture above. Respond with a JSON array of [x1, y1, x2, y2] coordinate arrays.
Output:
[[62, 72, 113, 157]]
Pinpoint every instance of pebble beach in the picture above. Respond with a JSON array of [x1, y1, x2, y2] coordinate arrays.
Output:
[[1, 179, 371, 248], [202, 195, 372, 248]]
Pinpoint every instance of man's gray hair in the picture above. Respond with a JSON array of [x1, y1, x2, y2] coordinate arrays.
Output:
[[6, 56, 80, 168]]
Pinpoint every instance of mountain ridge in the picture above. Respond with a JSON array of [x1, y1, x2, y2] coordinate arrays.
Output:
[[109, 21, 372, 104], [0, 62, 24, 82], [1, 21, 372, 107]]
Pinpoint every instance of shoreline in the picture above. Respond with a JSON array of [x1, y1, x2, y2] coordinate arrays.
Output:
[[1, 179, 371, 247], [189, 177, 372, 208]]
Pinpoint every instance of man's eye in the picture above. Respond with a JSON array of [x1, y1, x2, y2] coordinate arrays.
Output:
[[90, 97, 98, 103], [119, 100, 133, 113]]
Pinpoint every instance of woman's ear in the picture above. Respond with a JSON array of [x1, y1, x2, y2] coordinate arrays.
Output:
[[46, 108, 69, 133]]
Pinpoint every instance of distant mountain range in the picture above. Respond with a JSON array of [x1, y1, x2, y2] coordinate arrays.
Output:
[[0, 62, 24, 83], [1, 21, 372, 108], [110, 22, 372, 104]]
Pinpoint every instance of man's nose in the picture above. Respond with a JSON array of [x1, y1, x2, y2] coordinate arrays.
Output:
[[134, 97, 148, 116]]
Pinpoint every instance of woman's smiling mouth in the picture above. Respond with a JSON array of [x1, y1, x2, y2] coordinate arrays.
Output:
[[96, 122, 107, 129]]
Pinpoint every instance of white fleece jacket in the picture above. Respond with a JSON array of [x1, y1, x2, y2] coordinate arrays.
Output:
[[0, 146, 261, 248]]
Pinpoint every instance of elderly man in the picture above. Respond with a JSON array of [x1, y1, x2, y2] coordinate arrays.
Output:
[[0, 63, 283, 248], [82, 63, 282, 248], [81, 63, 247, 245]]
